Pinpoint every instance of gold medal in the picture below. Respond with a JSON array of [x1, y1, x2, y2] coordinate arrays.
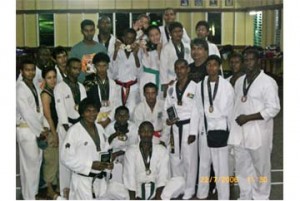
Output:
[[146, 169, 151, 175], [241, 96, 247, 103], [177, 100, 182, 106], [74, 104, 79, 111], [118, 134, 128, 141], [36, 106, 40, 113], [209, 105, 214, 113]]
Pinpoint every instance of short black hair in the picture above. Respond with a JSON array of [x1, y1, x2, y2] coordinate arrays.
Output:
[[138, 121, 154, 132], [98, 15, 111, 24], [92, 52, 110, 64], [42, 66, 57, 79], [52, 46, 68, 59], [143, 82, 158, 93], [145, 25, 160, 36], [81, 19, 95, 30], [169, 21, 183, 33], [228, 52, 243, 62], [195, 20, 209, 31], [78, 98, 101, 116], [137, 14, 150, 21], [190, 38, 209, 51], [243, 48, 260, 59], [115, 106, 129, 117], [67, 58, 81, 69], [206, 54, 222, 65], [123, 28, 137, 38], [174, 58, 189, 67], [20, 58, 35, 70], [164, 8, 176, 15], [37, 45, 50, 55]]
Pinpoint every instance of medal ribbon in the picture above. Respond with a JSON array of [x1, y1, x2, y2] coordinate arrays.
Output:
[[97, 77, 110, 101], [176, 80, 190, 105], [165, 26, 170, 42], [139, 143, 152, 173], [207, 76, 219, 109], [243, 71, 260, 98]]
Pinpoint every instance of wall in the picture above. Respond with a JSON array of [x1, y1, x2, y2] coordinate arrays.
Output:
[[16, 0, 282, 48]]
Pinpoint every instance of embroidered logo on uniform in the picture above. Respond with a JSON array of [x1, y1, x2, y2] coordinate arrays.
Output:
[[84, 142, 88, 146], [187, 93, 194, 99], [57, 99, 61, 103], [157, 112, 163, 119], [65, 143, 70, 149], [65, 95, 70, 99]]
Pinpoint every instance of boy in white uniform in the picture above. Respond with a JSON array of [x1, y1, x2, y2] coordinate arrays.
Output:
[[123, 121, 185, 200], [105, 106, 139, 183], [133, 82, 166, 144], [54, 58, 87, 195], [160, 22, 193, 97], [52, 46, 68, 83], [191, 55, 234, 200], [159, 8, 190, 46], [111, 28, 142, 117], [16, 59, 48, 199], [164, 59, 198, 199], [228, 48, 280, 200]]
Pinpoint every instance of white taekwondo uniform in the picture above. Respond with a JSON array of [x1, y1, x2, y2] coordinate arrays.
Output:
[[123, 143, 185, 200], [133, 99, 166, 144], [140, 49, 163, 100], [17, 66, 44, 89], [16, 81, 44, 199], [110, 48, 142, 118], [104, 121, 139, 183], [54, 80, 87, 193], [159, 25, 191, 47], [190, 76, 234, 200], [160, 40, 193, 86], [228, 70, 280, 200], [163, 80, 198, 199], [60, 121, 128, 200]]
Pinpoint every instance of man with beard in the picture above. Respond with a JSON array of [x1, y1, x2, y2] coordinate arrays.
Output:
[[70, 19, 107, 83], [123, 121, 185, 200]]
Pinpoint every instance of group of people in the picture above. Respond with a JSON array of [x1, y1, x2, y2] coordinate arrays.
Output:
[[16, 7, 281, 200]]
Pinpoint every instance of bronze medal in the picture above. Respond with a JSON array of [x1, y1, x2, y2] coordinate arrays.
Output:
[[241, 96, 247, 103], [209, 105, 214, 113], [177, 100, 182, 106], [146, 169, 151, 175], [74, 104, 79, 111]]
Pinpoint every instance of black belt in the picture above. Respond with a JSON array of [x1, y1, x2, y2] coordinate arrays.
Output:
[[77, 171, 112, 198], [173, 119, 190, 158], [78, 171, 111, 179], [68, 117, 80, 124]]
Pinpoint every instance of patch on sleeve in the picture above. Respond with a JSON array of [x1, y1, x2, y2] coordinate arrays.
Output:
[[65, 143, 71, 149], [187, 93, 194, 99], [84, 141, 88, 146]]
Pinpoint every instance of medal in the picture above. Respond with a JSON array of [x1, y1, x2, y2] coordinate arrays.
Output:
[[177, 100, 182, 106], [118, 134, 128, 141], [209, 105, 214, 113], [36, 106, 40, 113], [241, 96, 247, 102], [146, 169, 151, 175], [74, 104, 79, 111]]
